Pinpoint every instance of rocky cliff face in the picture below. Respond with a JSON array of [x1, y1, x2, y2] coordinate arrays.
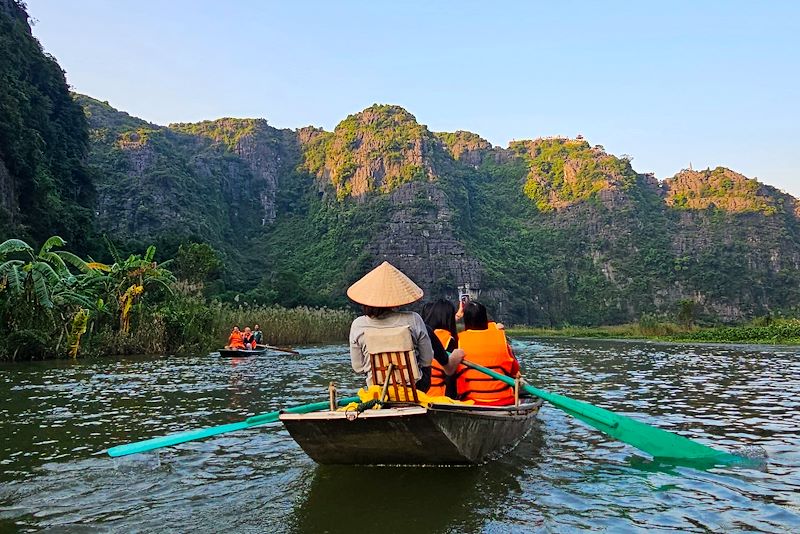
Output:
[[171, 118, 299, 225], [366, 181, 484, 296], [663, 171, 800, 321], [435, 130, 494, 167], [76, 97, 800, 323]]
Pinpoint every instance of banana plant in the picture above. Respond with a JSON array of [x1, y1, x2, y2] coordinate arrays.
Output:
[[0, 237, 109, 309], [1, 237, 110, 357], [104, 243, 175, 335]]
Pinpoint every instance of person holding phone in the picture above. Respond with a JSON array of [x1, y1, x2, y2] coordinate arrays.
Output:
[[455, 301, 519, 405], [455, 293, 469, 321]]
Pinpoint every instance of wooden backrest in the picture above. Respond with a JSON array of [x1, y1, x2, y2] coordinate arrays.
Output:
[[363, 325, 419, 403]]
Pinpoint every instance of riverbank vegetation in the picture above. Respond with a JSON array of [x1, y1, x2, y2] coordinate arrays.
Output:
[[0, 237, 353, 361], [508, 316, 800, 345]]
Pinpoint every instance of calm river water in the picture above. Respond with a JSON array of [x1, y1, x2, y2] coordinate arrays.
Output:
[[1, 338, 799, 532]]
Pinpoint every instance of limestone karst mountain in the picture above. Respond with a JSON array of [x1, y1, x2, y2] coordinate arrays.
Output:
[[70, 98, 800, 323], [2, 0, 799, 324]]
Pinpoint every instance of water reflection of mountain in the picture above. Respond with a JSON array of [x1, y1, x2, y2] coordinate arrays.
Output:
[[287, 423, 545, 533]]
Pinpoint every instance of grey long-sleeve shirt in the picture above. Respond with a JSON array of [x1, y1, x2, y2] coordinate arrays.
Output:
[[349, 311, 434, 384]]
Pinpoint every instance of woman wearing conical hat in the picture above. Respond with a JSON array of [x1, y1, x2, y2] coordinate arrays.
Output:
[[347, 261, 440, 390]]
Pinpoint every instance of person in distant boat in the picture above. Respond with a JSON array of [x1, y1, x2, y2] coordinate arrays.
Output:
[[348, 261, 435, 391], [253, 324, 263, 346], [455, 301, 520, 405], [242, 327, 256, 350], [421, 299, 464, 398], [226, 326, 245, 350]]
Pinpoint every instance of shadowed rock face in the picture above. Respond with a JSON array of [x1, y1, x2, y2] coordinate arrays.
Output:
[[436, 131, 494, 167], [367, 181, 483, 297], [76, 96, 800, 324]]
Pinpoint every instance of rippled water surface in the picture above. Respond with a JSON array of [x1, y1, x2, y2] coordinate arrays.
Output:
[[1, 338, 799, 532]]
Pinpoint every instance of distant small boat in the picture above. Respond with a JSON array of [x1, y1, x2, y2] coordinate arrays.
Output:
[[217, 348, 267, 357], [280, 399, 543, 465]]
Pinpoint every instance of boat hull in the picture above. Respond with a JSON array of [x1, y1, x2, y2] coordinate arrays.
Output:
[[217, 349, 266, 357], [280, 400, 542, 465]]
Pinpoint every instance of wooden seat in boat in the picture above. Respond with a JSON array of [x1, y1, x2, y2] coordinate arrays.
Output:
[[363, 325, 420, 403]]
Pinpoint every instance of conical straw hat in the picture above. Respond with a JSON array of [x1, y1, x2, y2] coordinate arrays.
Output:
[[347, 261, 424, 307]]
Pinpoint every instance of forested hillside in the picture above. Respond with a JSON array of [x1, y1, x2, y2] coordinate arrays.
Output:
[[0, 0, 94, 251], [3, 0, 799, 326]]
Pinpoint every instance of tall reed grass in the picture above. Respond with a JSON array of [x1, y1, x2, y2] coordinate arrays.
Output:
[[81, 299, 355, 357], [210, 304, 353, 346]]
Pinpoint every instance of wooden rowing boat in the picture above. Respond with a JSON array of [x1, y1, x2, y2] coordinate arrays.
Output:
[[280, 399, 543, 465], [217, 348, 267, 357]]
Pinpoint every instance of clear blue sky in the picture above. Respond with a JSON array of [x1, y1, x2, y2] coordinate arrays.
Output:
[[27, 0, 800, 196]]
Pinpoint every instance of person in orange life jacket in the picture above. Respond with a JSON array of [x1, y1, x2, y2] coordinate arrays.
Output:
[[455, 301, 520, 405], [421, 299, 464, 398], [226, 326, 245, 350], [455, 295, 505, 330], [242, 327, 256, 349], [348, 262, 435, 391]]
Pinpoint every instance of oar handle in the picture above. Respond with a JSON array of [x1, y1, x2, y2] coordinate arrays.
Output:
[[107, 395, 360, 457]]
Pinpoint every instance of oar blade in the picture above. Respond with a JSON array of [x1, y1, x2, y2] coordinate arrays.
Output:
[[462, 360, 742, 464], [536, 388, 737, 462]]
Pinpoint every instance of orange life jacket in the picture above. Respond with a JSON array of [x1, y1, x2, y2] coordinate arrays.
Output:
[[228, 331, 245, 349], [456, 327, 516, 405], [428, 329, 455, 397]]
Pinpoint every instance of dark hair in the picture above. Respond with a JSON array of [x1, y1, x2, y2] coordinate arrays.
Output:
[[421, 299, 458, 341], [362, 305, 393, 318], [463, 301, 489, 330]]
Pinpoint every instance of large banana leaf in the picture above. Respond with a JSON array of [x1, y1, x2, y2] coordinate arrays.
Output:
[[0, 239, 33, 256], [0, 260, 24, 294], [29, 265, 54, 308], [38, 236, 66, 256]]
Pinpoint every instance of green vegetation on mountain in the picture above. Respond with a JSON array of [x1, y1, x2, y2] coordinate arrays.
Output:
[[302, 104, 432, 199], [76, 95, 266, 284], [665, 167, 780, 215], [77, 94, 800, 326], [0, 0, 94, 250], [172, 118, 263, 151], [511, 138, 638, 212]]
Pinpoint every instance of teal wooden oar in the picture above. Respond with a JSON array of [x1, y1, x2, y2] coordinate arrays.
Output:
[[106, 396, 359, 457], [462, 359, 745, 464]]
